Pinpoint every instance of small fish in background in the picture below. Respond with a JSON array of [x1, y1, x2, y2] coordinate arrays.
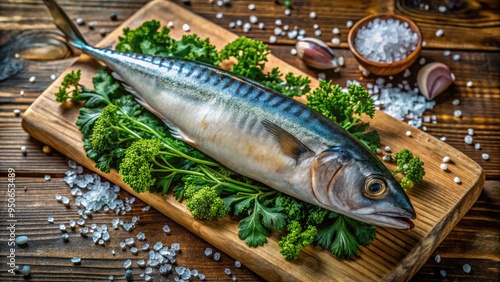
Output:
[[42, 0, 416, 229]]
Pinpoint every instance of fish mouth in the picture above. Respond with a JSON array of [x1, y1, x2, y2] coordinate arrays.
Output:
[[351, 210, 415, 229], [370, 212, 415, 229]]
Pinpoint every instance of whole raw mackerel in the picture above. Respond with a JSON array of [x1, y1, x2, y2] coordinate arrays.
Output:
[[43, 0, 416, 229]]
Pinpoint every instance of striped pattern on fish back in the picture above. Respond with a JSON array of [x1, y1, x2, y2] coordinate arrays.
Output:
[[88, 47, 355, 151]]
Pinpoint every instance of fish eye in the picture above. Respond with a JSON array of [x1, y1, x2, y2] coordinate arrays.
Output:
[[364, 177, 387, 198]]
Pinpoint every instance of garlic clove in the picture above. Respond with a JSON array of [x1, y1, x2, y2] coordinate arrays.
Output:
[[295, 37, 339, 69], [417, 62, 453, 100]]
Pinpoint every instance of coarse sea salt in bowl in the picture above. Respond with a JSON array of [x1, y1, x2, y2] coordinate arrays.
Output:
[[348, 13, 422, 76]]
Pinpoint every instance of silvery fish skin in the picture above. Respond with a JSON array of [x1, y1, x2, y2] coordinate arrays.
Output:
[[43, 0, 416, 229]]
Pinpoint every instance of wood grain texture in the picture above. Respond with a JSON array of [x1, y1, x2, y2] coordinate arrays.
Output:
[[1, 0, 499, 281], [17, 1, 487, 281]]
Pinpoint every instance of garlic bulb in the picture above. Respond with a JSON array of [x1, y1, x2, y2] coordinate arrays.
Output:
[[295, 37, 339, 70], [417, 62, 454, 100]]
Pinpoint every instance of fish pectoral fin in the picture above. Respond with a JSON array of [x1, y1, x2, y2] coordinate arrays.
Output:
[[111, 72, 197, 148], [261, 119, 313, 163]]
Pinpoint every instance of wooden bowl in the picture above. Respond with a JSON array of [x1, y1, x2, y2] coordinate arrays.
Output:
[[347, 13, 422, 76]]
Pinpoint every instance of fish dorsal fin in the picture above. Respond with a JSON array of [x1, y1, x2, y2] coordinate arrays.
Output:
[[261, 119, 313, 163], [111, 72, 197, 147]]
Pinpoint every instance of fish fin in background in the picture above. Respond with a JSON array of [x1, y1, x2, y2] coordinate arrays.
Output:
[[42, 0, 88, 49], [261, 119, 314, 163], [111, 71, 198, 147]]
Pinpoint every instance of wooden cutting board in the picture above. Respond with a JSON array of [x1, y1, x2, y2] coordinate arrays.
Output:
[[23, 1, 485, 281]]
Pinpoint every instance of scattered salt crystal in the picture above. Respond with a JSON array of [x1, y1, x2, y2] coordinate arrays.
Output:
[[125, 237, 134, 246], [142, 205, 151, 212], [313, 24, 319, 30], [69, 220, 76, 228], [454, 177, 461, 184], [284, 8, 291, 16], [141, 243, 150, 251], [435, 29, 444, 37], [47, 216, 54, 223], [215, 12, 223, 19], [275, 19, 282, 26], [204, 247, 213, 256], [153, 242, 163, 251], [136, 232, 146, 241], [167, 21, 174, 28], [440, 136, 447, 142], [248, 3, 255, 10], [331, 37, 340, 45], [464, 135, 473, 144], [44, 175, 51, 181], [235, 260, 241, 268], [16, 236, 29, 245], [14, 53, 20, 58], [309, 11, 317, 19], [269, 35, 277, 44], [463, 263, 472, 273], [182, 24, 190, 32], [467, 128, 474, 136], [405, 131, 412, 137], [235, 20, 242, 27], [225, 268, 232, 275], [443, 156, 450, 163], [213, 252, 221, 261], [123, 259, 132, 269], [466, 81, 473, 87], [338, 56, 345, 66], [384, 146, 391, 152], [199, 273, 206, 280], [59, 224, 67, 232], [71, 257, 81, 265], [332, 27, 340, 34], [20, 90, 25, 96], [314, 29, 322, 36], [258, 22, 265, 29], [75, 17, 84, 25], [50, 74, 57, 80], [452, 54, 461, 61], [452, 99, 460, 105], [443, 50, 451, 56], [346, 20, 353, 28], [451, 72, 455, 81], [20, 265, 31, 276], [243, 23, 251, 32], [249, 15, 258, 24], [440, 163, 448, 171], [434, 254, 441, 263], [422, 40, 427, 47], [422, 126, 427, 131], [438, 5, 447, 13], [130, 247, 138, 254], [440, 269, 447, 277], [482, 153, 489, 160], [419, 58, 426, 65], [454, 110, 462, 117], [61, 196, 70, 206], [61, 233, 69, 241], [474, 143, 481, 150], [403, 69, 411, 78]]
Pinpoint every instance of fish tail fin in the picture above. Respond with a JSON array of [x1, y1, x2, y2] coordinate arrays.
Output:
[[42, 0, 88, 50]]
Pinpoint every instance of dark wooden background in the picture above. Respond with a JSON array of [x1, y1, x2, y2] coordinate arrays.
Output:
[[0, 0, 498, 281]]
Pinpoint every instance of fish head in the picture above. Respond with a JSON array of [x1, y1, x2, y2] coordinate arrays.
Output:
[[310, 148, 416, 229]]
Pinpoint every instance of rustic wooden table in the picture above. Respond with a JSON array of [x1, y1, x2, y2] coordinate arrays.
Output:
[[0, 0, 498, 281]]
